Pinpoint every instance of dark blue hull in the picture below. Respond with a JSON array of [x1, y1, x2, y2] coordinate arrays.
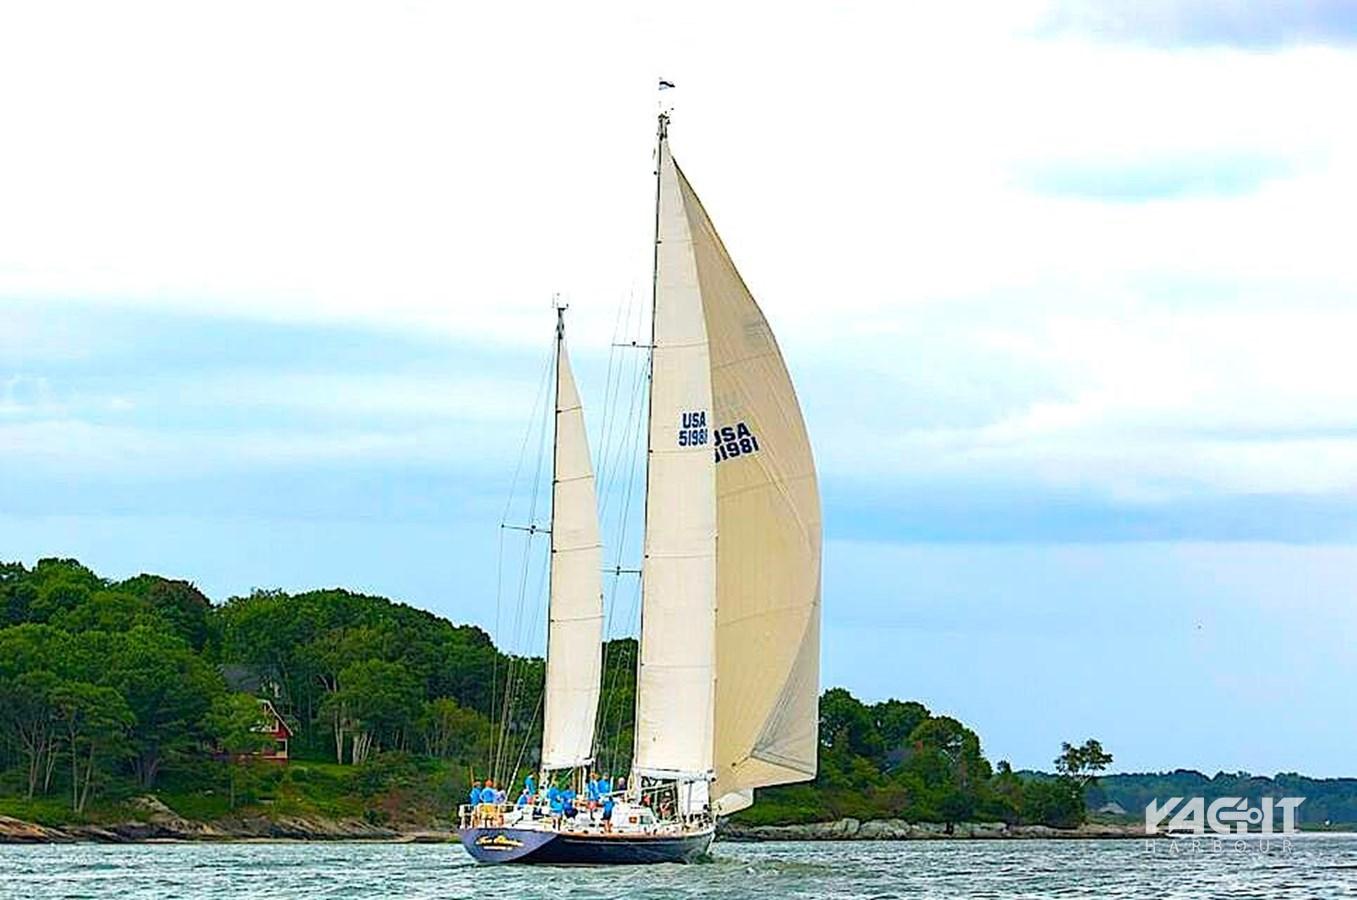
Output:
[[460, 826, 714, 865]]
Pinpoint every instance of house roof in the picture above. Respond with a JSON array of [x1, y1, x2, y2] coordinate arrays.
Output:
[[257, 698, 294, 738]]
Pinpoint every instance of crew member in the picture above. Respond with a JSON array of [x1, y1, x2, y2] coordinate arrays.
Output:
[[602, 795, 615, 833]]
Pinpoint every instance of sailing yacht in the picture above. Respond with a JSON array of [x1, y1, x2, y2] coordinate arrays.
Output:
[[460, 111, 822, 865]]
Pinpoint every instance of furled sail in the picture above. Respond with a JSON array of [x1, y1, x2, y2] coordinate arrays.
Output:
[[673, 159, 823, 814], [539, 316, 605, 771], [632, 134, 718, 779]]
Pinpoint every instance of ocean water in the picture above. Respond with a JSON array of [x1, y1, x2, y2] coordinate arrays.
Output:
[[2, 835, 1356, 899]]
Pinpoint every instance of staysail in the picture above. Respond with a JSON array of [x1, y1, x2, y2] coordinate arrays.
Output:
[[675, 151, 822, 813], [539, 312, 605, 771], [632, 130, 718, 780]]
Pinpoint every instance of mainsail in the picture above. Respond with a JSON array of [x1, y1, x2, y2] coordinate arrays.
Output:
[[539, 311, 605, 771], [632, 130, 719, 780]]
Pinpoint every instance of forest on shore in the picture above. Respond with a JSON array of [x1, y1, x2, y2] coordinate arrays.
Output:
[[7, 556, 1340, 832]]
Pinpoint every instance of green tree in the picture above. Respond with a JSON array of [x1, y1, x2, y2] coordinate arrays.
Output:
[[1021, 778, 1085, 828], [1044, 738, 1113, 827], [873, 699, 930, 767], [26, 558, 102, 623], [207, 693, 273, 808], [1055, 738, 1114, 790], [819, 687, 882, 759], [0, 624, 71, 797], [118, 576, 214, 652], [50, 589, 163, 635], [1, 561, 36, 625], [105, 626, 223, 787], [420, 697, 490, 762], [0, 670, 61, 798], [51, 682, 132, 812], [340, 660, 422, 764], [907, 716, 990, 828], [989, 760, 1023, 824]]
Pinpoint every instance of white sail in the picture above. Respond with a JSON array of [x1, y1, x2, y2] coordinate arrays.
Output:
[[539, 319, 605, 771], [671, 159, 823, 811], [632, 135, 718, 780]]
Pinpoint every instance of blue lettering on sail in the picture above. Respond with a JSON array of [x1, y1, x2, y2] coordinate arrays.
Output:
[[678, 410, 708, 448], [713, 421, 760, 463]]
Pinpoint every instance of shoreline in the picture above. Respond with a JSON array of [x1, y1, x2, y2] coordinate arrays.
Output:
[[718, 817, 1155, 842], [0, 814, 457, 845], [2, 805, 1156, 844]]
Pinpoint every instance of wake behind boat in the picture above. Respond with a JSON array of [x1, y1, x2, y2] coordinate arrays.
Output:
[[461, 102, 822, 865]]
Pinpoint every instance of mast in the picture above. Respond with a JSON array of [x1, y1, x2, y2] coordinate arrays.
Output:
[[544, 303, 563, 767], [631, 111, 665, 786]]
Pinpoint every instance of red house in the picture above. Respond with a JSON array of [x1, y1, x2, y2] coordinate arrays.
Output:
[[252, 699, 293, 762]]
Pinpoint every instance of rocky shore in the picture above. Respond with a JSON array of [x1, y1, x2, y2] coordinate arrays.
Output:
[[718, 817, 1152, 841], [0, 797, 454, 844]]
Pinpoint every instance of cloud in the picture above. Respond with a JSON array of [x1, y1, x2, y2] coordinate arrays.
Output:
[[810, 303, 1357, 508], [2, 3, 1353, 351], [1016, 155, 1292, 201], [4, 2, 1357, 546], [1036, 0, 1357, 49]]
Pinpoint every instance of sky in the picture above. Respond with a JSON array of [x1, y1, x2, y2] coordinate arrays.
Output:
[[3, 0, 1357, 776]]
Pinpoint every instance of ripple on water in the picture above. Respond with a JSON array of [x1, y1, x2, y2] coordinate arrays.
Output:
[[4, 836, 1357, 899]]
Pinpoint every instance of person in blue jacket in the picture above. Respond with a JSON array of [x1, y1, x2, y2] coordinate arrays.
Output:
[[468, 780, 483, 806], [601, 795, 615, 833], [548, 783, 564, 824]]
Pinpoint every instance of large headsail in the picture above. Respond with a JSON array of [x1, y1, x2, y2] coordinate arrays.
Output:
[[673, 157, 823, 813], [632, 120, 718, 780], [539, 310, 605, 771]]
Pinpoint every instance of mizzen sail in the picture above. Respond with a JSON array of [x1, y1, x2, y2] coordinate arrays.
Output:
[[673, 161, 823, 813], [632, 131, 718, 780], [539, 313, 605, 771]]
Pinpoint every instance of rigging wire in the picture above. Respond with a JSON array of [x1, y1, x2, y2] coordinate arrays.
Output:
[[495, 375, 553, 783], [594, 301, 652, 773], [489, 333, 556, 786], [592, 289, 631, 499]]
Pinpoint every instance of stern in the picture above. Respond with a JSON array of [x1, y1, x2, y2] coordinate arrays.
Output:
[[460, 827, 559, 864]]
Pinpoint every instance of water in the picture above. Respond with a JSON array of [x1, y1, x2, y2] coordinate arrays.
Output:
[[3, 836, 1357, 899]]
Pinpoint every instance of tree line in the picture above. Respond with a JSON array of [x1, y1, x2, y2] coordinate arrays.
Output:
[[1, 557, 1108, 826]]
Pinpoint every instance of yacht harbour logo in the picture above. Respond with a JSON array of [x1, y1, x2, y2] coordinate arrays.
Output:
[[1144, 797, 1305, 835], [714, 422, 760, 463]]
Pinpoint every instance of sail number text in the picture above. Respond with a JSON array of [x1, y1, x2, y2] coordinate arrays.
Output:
[[678, 411, 709, 447], [679, 412, 763, 462], [714, 422, 760, 463]]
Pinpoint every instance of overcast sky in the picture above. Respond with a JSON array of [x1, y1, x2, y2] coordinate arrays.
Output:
[[4, 1, 1357, 776]]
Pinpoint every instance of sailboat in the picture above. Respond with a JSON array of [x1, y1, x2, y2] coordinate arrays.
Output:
[[460, 111, 822, 865]]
